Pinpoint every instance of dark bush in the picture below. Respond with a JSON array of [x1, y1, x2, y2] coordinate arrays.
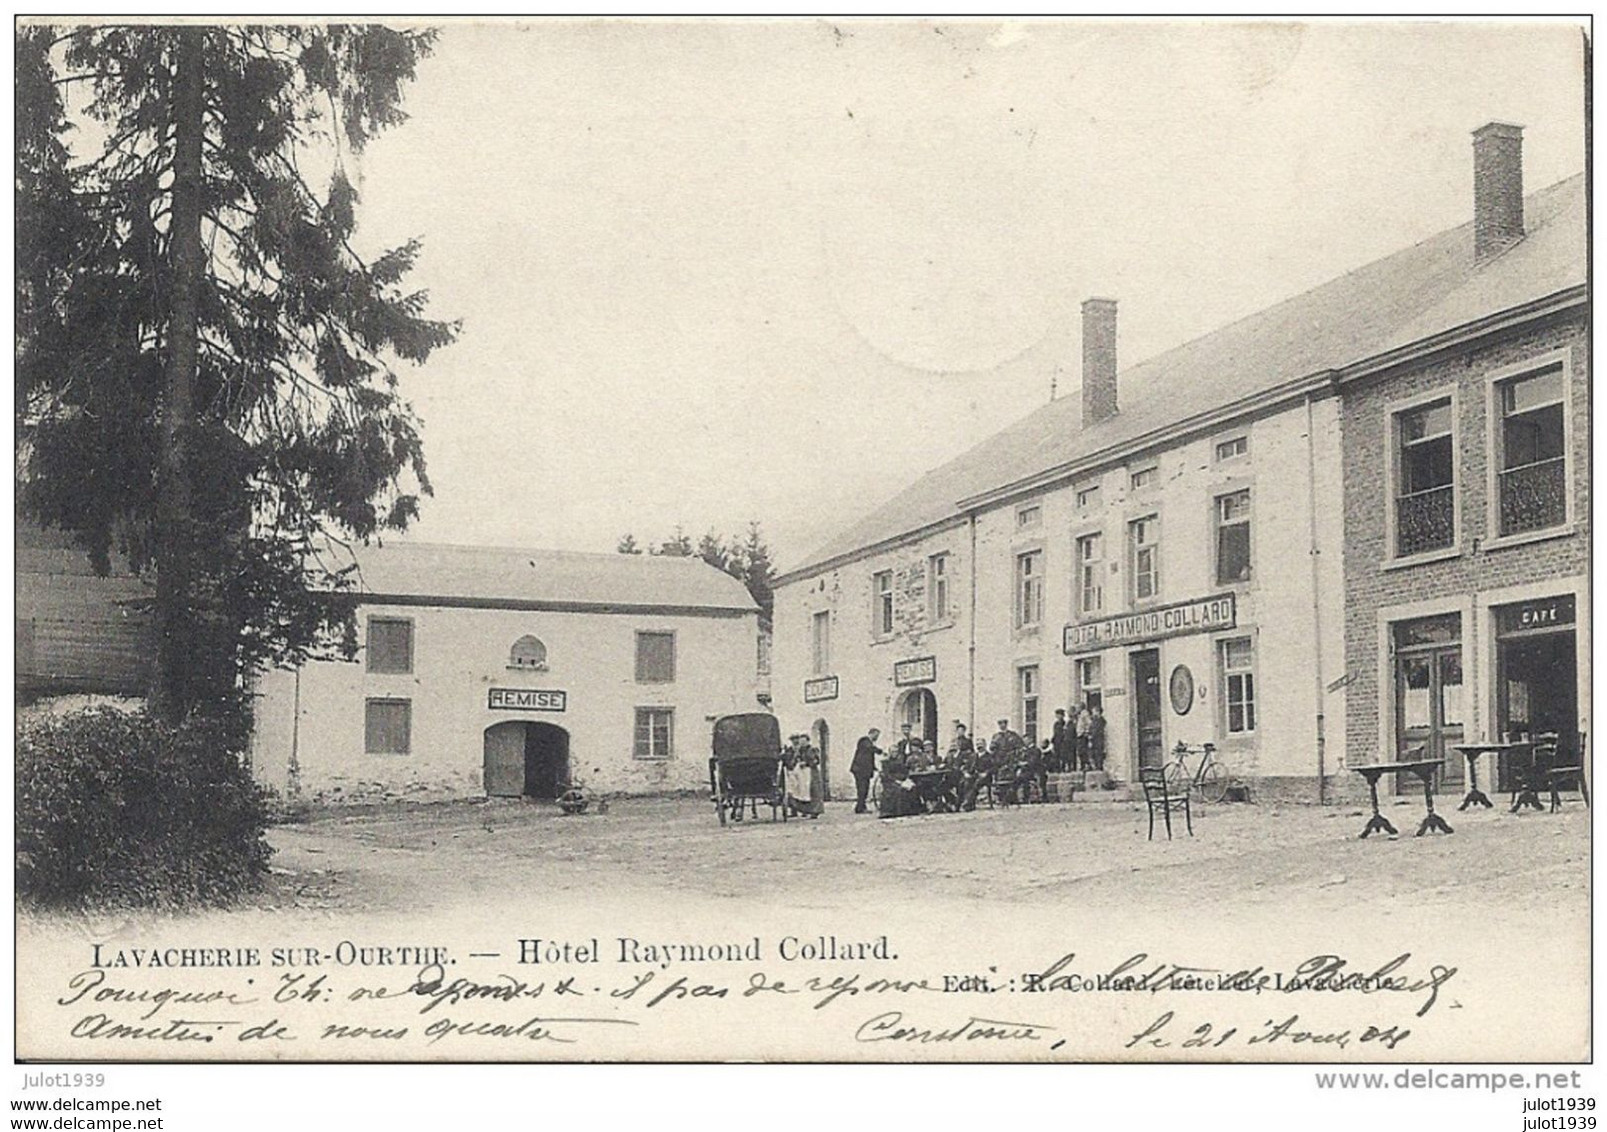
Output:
[[16, 708, 272, 909]]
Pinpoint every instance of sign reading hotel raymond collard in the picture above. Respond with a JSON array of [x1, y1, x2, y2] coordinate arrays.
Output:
[[1063, 594, 1237, 654], [803, 675, 839, 702], [487, 687, 568, 712], [894, 656, 937, 686]]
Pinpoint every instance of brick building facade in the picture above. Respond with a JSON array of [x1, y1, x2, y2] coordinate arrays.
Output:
[[1338, 130, 1586, 793]]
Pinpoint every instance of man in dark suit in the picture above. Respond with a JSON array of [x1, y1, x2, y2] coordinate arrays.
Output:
[[1051, 708, 1071, 773], [850, 728, 881, 813]]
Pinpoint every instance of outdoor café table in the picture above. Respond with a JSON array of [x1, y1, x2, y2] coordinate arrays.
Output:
[[910, 769, 959, 813], [1449, 742, 1526, 810], [1503, 742, 1547, 814], [1349, 759, 1451, 839]]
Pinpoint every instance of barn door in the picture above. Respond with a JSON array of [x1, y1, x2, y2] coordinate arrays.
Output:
[[484, 722, 526, 796]]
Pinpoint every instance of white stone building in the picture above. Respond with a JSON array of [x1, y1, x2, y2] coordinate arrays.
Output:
[[250, 543, 763, 804], [775, 280, 1369, 800]]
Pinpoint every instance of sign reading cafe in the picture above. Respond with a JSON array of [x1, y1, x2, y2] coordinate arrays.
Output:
[[488, 687, 567, 712], [1063, 594, 1237, 654]]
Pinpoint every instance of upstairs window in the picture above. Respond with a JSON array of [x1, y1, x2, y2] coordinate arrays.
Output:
[[1075, 483, 1101, 511], [927, 553, 951, 622], [1076, 532, 1104, 615], [366, 617, 414, 674], [810, 610, 831, 676], [1215, 489, 1252, 584], [1016, 503, 1043, 529], [1015, 551, 1044, 629], [1495, 365, 1567, 537], [509, 635, 547, 670], [1393, 398, 1455, 557], [1129, 464, 1158, 492], [635, 631, 676, 683], [1129, 516, 1160, 602], [873, 571, 895, 636], [1215, 435, 1249, 462]]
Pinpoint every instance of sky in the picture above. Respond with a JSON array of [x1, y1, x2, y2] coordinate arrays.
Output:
[[336, 18, 1587, 571]]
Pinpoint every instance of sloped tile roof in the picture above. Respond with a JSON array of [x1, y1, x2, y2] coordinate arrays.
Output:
[[786, 173, 1584, 578], [348, 541, 759, 612]]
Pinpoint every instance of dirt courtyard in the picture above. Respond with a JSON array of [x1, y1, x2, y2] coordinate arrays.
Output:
[[265, 790, 1589, 921]]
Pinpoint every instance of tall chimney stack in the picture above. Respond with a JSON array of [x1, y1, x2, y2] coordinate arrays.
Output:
[[1081, 297, 1119, 425], [1472, 121, 1524, 263]]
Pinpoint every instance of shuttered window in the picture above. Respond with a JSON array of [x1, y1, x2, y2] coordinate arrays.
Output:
[[365, 698, 412, 755], [367, 617, 414, 674], [635, 631, 676, 683]]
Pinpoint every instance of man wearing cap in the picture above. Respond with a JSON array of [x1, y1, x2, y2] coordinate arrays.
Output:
[[989, 717, 1027, 804], [1051, 708, 1072, 773]]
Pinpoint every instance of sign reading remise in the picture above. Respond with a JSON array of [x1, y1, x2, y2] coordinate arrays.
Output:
[[488, 687, 568, 712], [1063, 594, 1237, 654]]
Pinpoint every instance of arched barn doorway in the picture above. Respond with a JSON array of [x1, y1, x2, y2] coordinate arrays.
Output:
[[896, 687, 938, 749], [484, 721, 571, 799], [811, 718, 831, 800]]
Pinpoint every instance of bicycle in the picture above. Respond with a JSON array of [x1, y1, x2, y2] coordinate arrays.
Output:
[[1163, 741, 1232, 804]]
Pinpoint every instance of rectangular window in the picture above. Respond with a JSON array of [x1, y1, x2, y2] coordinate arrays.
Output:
[[1015, 551, 1044, 628], [633, 707, 674, 760], [1495, 364, 1567, 536], [810, 610, 831, 676], [1129, 516, 1160, 602], [1215, 435, 1249, 462], [1130, 465, 1157, 491], [1075, 656, 1103, 713], [364, 698, 411, 755], [1075, 483, 1101, 511], [366, 617, 413, 674], [1394, 398, 1455, 557], [1220, 637, 1256, 734], [1076, 533, 1104, 615], [1016, 503, 1043, 529], [928, 553, 950, 622], [1215, 489, 1252, 584], [1018, 665, 1040, 745], [635, 631, 676, 683], [873, 571, 894, 636]]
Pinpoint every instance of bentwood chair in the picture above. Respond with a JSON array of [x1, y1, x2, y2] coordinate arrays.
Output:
[[1139, 765, 1192, 840]]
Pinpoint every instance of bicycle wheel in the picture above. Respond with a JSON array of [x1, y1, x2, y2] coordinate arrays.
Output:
[[1162, 759, 1187, 792], [1196, 762, 1228, 804]]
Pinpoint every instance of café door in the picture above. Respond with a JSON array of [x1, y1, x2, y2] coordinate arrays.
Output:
[[1131, 648, 1164, 771], [1395, 645, 1464, 790]]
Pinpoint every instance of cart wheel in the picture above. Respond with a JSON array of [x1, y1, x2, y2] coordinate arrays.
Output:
[[716, 794, 728, 826]]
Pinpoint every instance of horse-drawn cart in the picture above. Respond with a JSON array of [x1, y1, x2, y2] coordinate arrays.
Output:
[[709, 712, 787, 826]]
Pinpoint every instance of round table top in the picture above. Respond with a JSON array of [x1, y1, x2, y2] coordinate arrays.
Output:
[[1452, 741, 1533, 753]]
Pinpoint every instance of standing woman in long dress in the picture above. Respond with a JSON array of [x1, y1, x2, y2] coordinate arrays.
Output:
[[793, 739, 825, 818]]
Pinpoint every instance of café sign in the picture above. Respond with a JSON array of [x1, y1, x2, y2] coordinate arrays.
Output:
[[1496, 595, 1575, 635], [488, 687, 567, 712], [1064, 594, 1237, 654], [804, 676, 840, 703], [894, 656, 937, 686]]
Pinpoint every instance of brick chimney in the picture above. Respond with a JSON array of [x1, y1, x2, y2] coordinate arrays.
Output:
[[1473, 121, 1524, 263], [1081, 297, 1118, 425]]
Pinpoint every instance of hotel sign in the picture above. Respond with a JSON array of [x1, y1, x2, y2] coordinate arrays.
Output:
[[894, 656, 938, 686], [1063, 594, 1237, 654], [488, 687, 568, 712], [804, 676, 840, 703]]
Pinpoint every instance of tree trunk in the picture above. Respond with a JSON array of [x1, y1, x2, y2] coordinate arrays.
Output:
[[151, 27, 206, 723]]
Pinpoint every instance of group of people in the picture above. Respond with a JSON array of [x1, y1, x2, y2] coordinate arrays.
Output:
[[847, 707, 1107, 820]]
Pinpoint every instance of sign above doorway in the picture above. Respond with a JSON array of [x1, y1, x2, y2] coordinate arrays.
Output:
[[1064, 594, 1237, 653], [894, 656, 937, 686], [488, 687, 567, 712]]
